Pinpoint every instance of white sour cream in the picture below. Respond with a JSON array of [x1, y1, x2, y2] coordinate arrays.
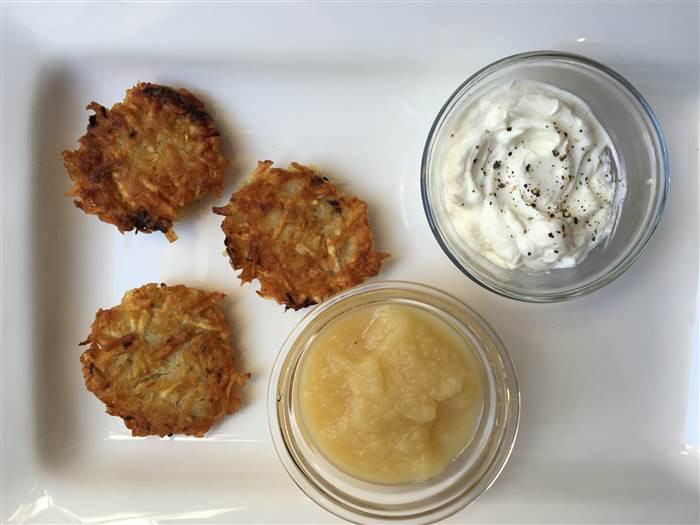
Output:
[[442, 80, 625, 271]]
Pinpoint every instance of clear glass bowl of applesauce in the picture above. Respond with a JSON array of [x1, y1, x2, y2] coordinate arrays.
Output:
[[268, 281, 520, 523]]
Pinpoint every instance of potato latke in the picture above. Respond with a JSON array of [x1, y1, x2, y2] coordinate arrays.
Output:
[[80, 283, 248, 437], [213, 161, 388, 310], [62, 82, 228, 242]]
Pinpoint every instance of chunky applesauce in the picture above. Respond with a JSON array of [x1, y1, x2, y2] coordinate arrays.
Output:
[[298, 303, 484, 484]]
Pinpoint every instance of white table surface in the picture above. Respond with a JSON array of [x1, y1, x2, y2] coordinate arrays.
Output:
[[2, 2, 698, 523]]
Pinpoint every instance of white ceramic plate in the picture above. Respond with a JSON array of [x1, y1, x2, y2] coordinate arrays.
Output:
[[2, 3, 698, 523]]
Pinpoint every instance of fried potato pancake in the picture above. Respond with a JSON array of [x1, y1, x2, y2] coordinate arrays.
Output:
[[62, 82, 228, 242], [213, 161, 388, 310], [80, 283, 248, 437]]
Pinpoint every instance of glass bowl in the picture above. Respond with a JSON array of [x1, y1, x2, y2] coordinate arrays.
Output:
[[268, 281, 520, 524], [421, 51, 669, 302]]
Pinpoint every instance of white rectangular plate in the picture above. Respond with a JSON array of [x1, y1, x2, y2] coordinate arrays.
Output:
[[2, 3, 698, 523]]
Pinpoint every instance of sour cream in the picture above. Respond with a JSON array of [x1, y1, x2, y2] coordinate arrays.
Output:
[[442, 80, 625, 271]]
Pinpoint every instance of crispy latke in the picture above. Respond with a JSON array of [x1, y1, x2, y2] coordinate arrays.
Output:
[[80, 283, 248, 437], [62, 82, 228, 242], [213, 161, 388, 310]]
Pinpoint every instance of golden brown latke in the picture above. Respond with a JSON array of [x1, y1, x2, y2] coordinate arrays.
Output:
[[62, 82, 228, 242], [80, 283, 249, 437], [213, 161, 388, 310]]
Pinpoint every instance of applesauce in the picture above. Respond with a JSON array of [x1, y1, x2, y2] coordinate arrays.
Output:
[[298, 303, 484, 484]]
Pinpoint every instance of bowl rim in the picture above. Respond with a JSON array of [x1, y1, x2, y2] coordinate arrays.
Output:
[[420, 50, 670, 303], [267, 280, 521, 523]]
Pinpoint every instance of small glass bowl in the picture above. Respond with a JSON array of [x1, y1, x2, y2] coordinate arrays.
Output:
[[421, 51, 669, 302], [268, 281, 519, 524]]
